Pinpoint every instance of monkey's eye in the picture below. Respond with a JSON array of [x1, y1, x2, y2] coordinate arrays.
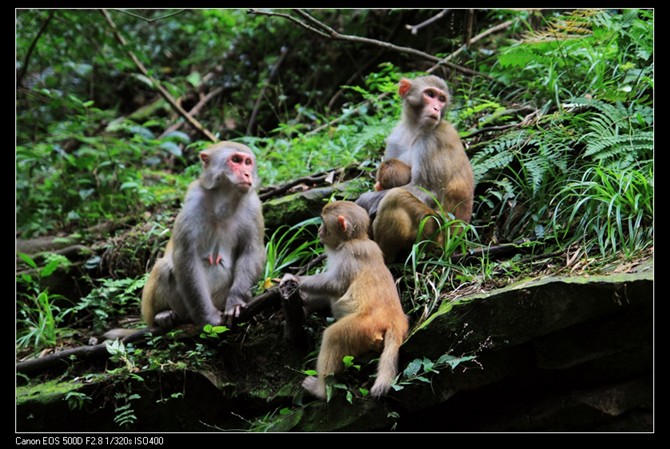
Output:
[[245, 158, 253, 166], [425, 90, 435, 98], [438, 95, 447, 102], [232, 155, 243, 164]]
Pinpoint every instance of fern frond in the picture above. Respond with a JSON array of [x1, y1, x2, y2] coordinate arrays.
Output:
[[471, 131, 526, 183], [522, 9, 599, 43]]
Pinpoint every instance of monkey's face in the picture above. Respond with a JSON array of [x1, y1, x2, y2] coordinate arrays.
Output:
[[318, 220, 339, 249], [199, 145, 257, 192], [421, 87, 448, 123], [226, 152, 256, 192]]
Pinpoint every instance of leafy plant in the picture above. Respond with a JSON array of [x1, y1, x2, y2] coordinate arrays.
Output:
[[64, 391, 92, 411], [72, 275, 146, 333], [113, 391, 141, 428], [199, 324, 229, 339], [551, 161, 653, 258], [263, 218, 322, 285], [393, 353, 478, 392], [16, 253, 72, 350]]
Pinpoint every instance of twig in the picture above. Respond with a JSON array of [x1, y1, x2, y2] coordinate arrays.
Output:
[[427, 19, 514, 73], [114, 9, 187, 23], [463, 123, 520, 138], [17, 10, 56, 88], [159, 86, 224, 139], [450, 238, 542, 265], [100, 9, 217, 143], [16, 327, 165, 375], [462, 106, 541, 139], [17, 288, 282, 377], [405, 9, 449, 35], [297, 254, 326, 276], [237, 287, 281, 322], [249, 9, 488, 79], [247, 46, 290, 135], [464, 9, 474, 47], [258, 168, 345, 201]]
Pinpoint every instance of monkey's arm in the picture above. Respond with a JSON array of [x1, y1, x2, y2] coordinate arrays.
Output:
[[355, 190, 388, 217], [172, 243, 223, 327], [297, 272, 347, 313], [226, 226, 266, 318]]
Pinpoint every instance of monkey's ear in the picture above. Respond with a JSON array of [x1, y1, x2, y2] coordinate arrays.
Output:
[[337, 215, 348, 233], [199, 150, 211, 167], [398, 78, 412, 97]]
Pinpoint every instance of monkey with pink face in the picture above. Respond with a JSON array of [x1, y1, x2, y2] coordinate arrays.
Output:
[[357, 75, 475, 262], [141, 141, 266, 329]]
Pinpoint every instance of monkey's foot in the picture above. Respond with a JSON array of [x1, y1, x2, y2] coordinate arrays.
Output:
[[302, 376, 326, 400], [154, 310, 182, 329]]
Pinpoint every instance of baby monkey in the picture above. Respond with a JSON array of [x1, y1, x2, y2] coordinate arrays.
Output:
[[374, 158, 411, 192], [281, 201, 409, 400]]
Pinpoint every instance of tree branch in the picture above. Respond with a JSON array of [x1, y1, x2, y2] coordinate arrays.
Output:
[[279, 277, 308, 349], [100, 9, 218, 143], [246, 46, 290, 136], [114, 9, 187, 23], [427, 19, 514, 72], [405, 9, 449, 35], [159, 86, 224, 139], [16, 327, 165, 375], [17, 10, 56, 89], [249, 9, 486, 78]]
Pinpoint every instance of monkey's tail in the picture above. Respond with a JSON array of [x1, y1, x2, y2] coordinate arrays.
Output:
[[102, 327, 143, 340], [370, 327, 403, 398]]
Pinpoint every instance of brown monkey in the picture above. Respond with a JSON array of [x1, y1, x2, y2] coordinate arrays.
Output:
[[374, 158, 412, 192], [356, 75, 474, 261], [280, 201, 409, 400], [141, 141, 266, 329]]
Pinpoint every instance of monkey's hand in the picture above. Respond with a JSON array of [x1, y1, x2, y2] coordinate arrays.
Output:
[[279, 273, 300, 299], [222, 294, 248, 325]]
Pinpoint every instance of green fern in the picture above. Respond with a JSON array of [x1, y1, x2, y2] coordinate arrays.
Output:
[[575, 98, 653, 167], [471, 130, 526, 184]]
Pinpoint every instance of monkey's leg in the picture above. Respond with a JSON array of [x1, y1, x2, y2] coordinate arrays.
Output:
[[305, 316, 373, 400], [141, 257, 188, 328], [373, 192, 416, 261]]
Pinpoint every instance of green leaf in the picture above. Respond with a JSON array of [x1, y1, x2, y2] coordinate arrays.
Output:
[[446, 355, 476, 369], [422, 357, 434, 372], [303, 370, 318, 376], [40, 258, 63, 277], [403, 358, 423, 378], [359, 387, 369, 397], [78, 189, 95, 200], [133, 74, 155, 88], [120, 182, 139, 190], [159, 141, 183, 157], [162, 130, 191, 144], [18, 253, 38, 269], [186, 72, 202, 87]]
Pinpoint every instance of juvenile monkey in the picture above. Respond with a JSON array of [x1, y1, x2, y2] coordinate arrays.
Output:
[[142, 141, 266, 329], [281, 201, 409, 400], [356, 75, 474, 261], [374, 158, 412, 192]]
